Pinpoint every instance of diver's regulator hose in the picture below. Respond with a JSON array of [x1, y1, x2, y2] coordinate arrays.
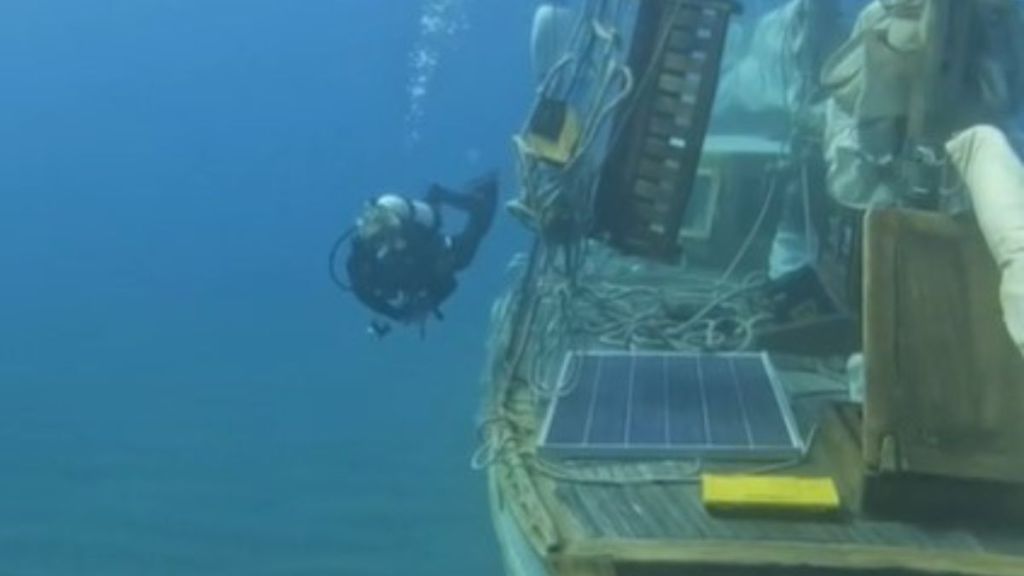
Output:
[[328, 226, 356, 293]]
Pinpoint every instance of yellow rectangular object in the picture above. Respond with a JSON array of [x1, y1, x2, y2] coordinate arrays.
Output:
[[702, 474, 841, 516], [524, 99, 580, 166]]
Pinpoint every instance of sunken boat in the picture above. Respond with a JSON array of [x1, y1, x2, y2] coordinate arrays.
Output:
[[477, 1, 1024, 575]]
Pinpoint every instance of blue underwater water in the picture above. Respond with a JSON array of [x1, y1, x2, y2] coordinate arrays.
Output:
[[0, 1, 533, 574]]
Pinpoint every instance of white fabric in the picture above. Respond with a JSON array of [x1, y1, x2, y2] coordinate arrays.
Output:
[[823, 98, 900, 209], [530, 4, 573, 87], [768, 185, 819, 280], [847, 353, 865, 404], [822, 0, 926, 121], [821, 0, 927, 209], [716, 0, 802, 116], [768, 229, 816, 280], [715, 0, 823, 278], [946, 125, 1024, 357]]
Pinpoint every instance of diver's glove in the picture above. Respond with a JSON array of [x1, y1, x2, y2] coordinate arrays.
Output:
[[424, 183, 453, 207]]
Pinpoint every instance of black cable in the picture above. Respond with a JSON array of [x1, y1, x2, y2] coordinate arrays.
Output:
[[328, 226, 356, 293]]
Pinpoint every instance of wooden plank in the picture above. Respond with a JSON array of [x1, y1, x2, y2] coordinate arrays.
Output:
[[862, 209, 902, 472], [862, 470, 1024, 525], [862, 209, 1024, 482], [551, 556, 614, 576], [754, 315, 858, 356], [819, 403, 866, 511], [613, 563, 1010, 576], [560, 539, 1024, 576]]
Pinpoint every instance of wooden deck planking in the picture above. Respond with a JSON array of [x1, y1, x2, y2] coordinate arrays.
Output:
[[491, 244, 1024, 571], [531, 361, 1007, 556]]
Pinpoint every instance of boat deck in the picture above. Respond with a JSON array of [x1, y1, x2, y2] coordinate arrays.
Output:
[[486, 252, 1024, 575], [548, 385, 1005, 549]]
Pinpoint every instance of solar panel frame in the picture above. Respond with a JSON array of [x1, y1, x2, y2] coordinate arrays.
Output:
[[538, 351, 804, 461]]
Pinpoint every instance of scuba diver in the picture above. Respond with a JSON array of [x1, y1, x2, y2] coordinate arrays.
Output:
[[329, 171, 499, 338]]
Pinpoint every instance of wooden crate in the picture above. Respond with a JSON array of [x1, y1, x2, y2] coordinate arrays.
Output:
[[862, 208, 1024, 483]]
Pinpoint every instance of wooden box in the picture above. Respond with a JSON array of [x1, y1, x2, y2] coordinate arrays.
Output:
[[862, 208, 1024, 483]]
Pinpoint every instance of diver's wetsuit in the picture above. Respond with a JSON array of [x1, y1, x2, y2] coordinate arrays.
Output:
[[346, 171, 499, 324], [427, 171, 499, 272]]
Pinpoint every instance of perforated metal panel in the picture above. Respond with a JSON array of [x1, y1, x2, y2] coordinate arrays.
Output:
[[594, 0, 740, 260]]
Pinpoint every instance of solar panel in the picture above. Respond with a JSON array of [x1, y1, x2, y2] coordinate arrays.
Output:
[[538, 351, 803, 460]]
